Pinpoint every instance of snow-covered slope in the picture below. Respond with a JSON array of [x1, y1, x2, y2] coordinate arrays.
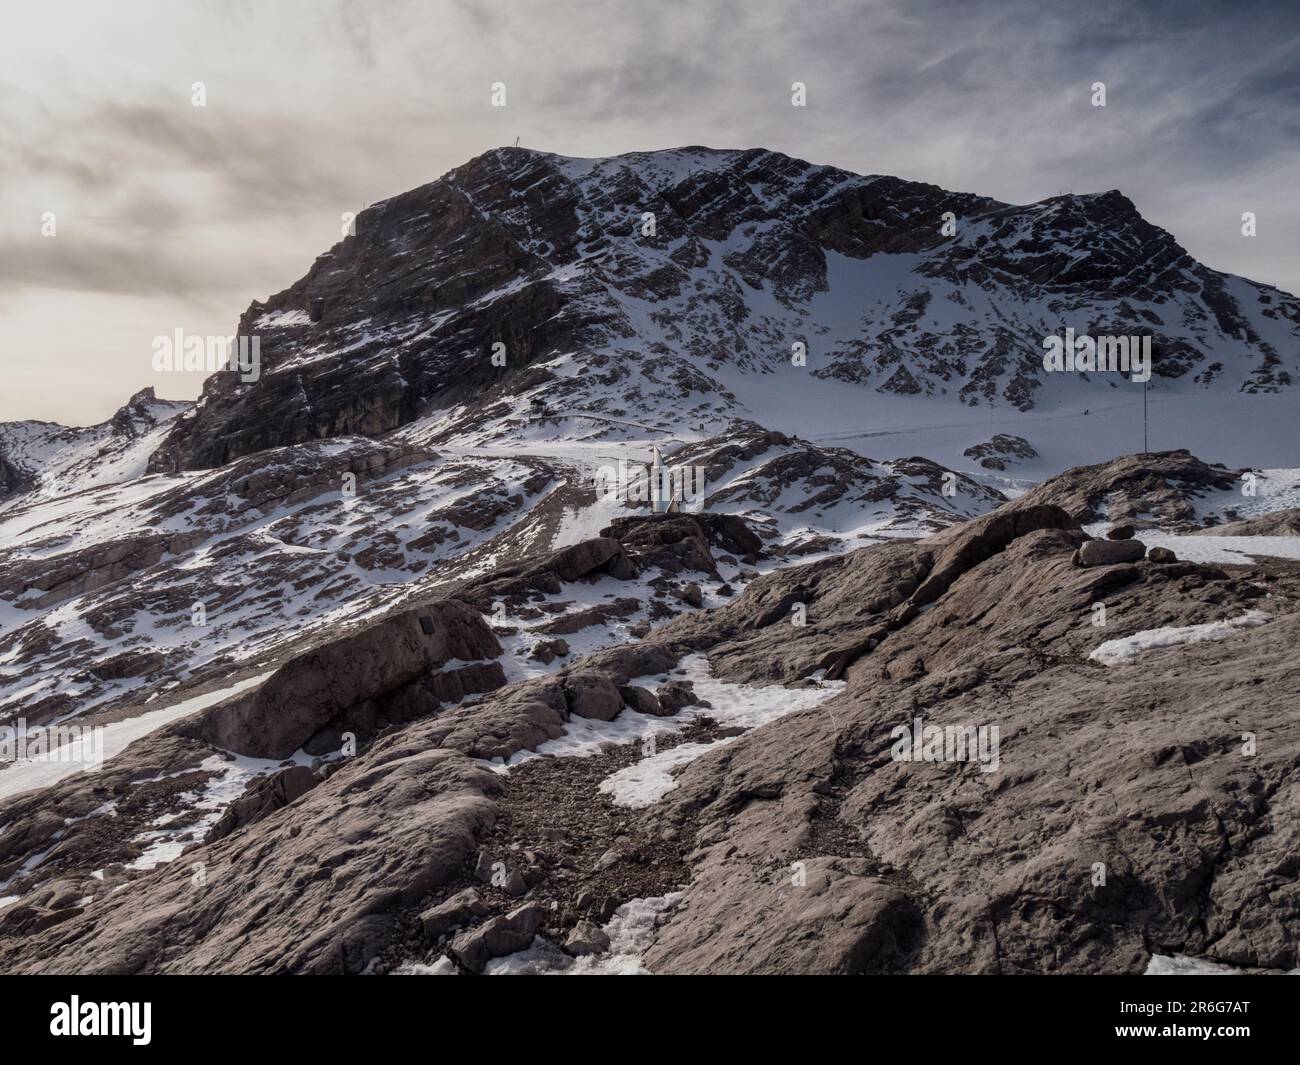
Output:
[[0, 388, 189, 502], [0, 412, 998, 726]]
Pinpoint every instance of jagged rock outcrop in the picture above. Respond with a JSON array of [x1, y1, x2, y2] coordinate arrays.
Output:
[[0, 387, 190, 502], [1011, 449, 1242, 529], [602, 512, 763, 563], [962, 433, 1038, 470], [454, 536, 638, 611], [598, 515, 728, 577]]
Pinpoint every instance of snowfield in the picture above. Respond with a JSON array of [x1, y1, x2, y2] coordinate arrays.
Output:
[[1138, 533, 1300, 564]]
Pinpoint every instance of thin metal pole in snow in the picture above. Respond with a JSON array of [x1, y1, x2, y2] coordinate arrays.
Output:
[[1143, 379, 1148, 454]]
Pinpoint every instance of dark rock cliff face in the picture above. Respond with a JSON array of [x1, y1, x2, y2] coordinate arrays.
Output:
[[147, 151, 610, 472], [143, 146, 1300, 472], [0, 455, 34, 499]]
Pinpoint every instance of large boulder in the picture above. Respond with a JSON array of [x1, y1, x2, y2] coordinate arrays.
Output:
[[421, 888, 490, 940], [451, 903, 543, 973], [656, 681, 699, 715], [618, 685, 663, 716], [178, 599, 501, 758], [695, 513, 764, 557], [561, 672, 623, 721], [1077, 539, 1146, 567], [547, 538, 637, 582], [564, 920, 610, 957]]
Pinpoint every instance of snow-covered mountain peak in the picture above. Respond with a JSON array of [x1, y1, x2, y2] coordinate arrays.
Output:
[[128, 145, 1295, 474]]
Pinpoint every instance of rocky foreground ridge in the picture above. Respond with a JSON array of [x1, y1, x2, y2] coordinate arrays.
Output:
[[1, 452, 1296, 975]]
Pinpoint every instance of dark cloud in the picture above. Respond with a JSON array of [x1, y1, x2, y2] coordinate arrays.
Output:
[[0, 233, 271, 298]]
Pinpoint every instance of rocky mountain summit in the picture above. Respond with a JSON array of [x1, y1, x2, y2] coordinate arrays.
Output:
[[0, 388, 189, 502], [139, 146, 1298, 471]]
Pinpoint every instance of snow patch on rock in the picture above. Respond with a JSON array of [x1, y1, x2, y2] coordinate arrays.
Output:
[[0, 672, 272, 802], [1146, 954, 1299, 975], [494, 654, 845, 805], [1088, 611, 1272, 667], [485, 892, 685, 975], [1140, 533, 1300, 564]]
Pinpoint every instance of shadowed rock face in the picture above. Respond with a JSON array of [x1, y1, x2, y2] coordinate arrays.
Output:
[[204, 765, 319, 844], [145, 151, 601, 473]]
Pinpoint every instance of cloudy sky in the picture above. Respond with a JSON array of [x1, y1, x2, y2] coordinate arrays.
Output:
[[3, 0, 1297, 425]]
